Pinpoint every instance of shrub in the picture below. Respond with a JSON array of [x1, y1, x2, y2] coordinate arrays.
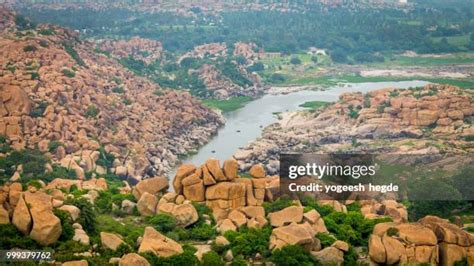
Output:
[[38, 28, 55, 35], [270, 245, 317, 266], [146, 213, 177, 233], [268, 73, 286, 84], [343, 246, 359, 266], [387, 227, 399, 237], [348, 104, 359, 119], [201, 251, 225, 266], [39, 40, 49, 47], [8, 149, 49, 179], [23, 45, 38, 53], [224, 226, 272, 258], [454, 258, 468, 266], [43, 165, 77, 182], [30, 101, 49, 118], [140, 249, 200, 266], [48, 140, 64, 153], [316, 232, 337, 248], [230, 256, 247, 266], [0, 224, 40, 249], [323, 211, 391, 247], [122, 98, 132, 105], [112, 87, 125, 94], [290, 57, 302, 65], [63, 43, 85, 66], [53, 209, 75, 241], [95, 146, 115, 170], [85, 105, 99, 118], [262, 196, 294, 214], [189, 223, 216, 240], [65, 198, 97, 234], [62, 69, 76, 78], [247, 62, 264, 72]]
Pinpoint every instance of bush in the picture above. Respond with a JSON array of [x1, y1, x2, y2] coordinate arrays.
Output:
[[348, 104, 360, 119], [43, 165, 77, 182], [270, 245, 317, 266], [96, 146, 115, 170], [122, 98, 132, 105], [8, 149, 49, 179], [247, 62, 264, 72], [48, 140, 64, 153], [30, 101, 49, 118], [268, 73, 286, 84], [38, 28, 55, 35], [316, 232, 337, 248], [53, 209, 75, 241], [63, 43, 85, 66], [263, 196, 294, 214], [112, 87, 125, 94], [23, 45, 37, 52], [290, 57, 302, 65], [85, 105, 99, 118], [224, 226, 272, 258], [65, 198, 97, 234], [146, 213, 177, 233], [62, 69, 76, 78], [140, 249, 200, 266], [189, 223, 216, 240], [0, 224, 40, 249], [323, 211, 391, 247], [201, 251, 225, 266]]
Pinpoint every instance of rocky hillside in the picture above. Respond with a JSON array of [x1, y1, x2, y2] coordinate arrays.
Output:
[[235, 84, 474, 174], [97, 37, 164, 64], [0, 8, 224, 179]]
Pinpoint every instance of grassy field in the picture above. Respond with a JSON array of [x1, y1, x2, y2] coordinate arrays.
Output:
[[201, 96, 253, 112], [386, 53, 474, 66]]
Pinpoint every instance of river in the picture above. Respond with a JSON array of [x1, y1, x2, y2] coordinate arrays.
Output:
[[175, 80, 430, 170]]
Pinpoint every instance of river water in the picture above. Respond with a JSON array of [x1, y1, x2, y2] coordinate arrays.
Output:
[[176, 80, 430, 169]]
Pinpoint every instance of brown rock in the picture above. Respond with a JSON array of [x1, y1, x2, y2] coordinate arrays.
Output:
[[268, 206, 303, 227], [138, 227, 183, 257], [0, 204, 9, 224], [132, 176, 169, 200], [311, 247, 344, 266], [382, 235, 406, 265], [218, 219, 237, 233], [228, 210, 247, 228], [101, 232, 125, 251], [249, 164, 266, 178], [172, 203, 199, 227], [439, 242, 466, 266], [12, 195, 32, 235], [331, 240, 349, 252], [119, 253, 150, 266], [137, 192, 158, 216], [369, 234, 386, 263], [223, 159, 238, 180], [62, 260, 88, 266], [182, 174, 205, 202], [205, 159, 226, 182], [173, 164, 197, 194], [202, 166, 216, 186]]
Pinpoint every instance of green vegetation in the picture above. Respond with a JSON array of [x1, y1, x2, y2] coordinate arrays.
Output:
[[202, 96, 253, 112], [270, 245, 317, 266], [112, 87, 125, 94], [53, 209, 75, 241], [299, 101, 330, 111], [23, 45, 37, 52], [63, 43, 86, 66], [0, 224, 40, 249], [62, 68, 76, 78], [85, 105, 99, 118], [262, 196, 295, 214], [48, 140, 64, 153], [146, 213, 177, 233], [224, 226, 272, 258], [30, 101, 49, 118]]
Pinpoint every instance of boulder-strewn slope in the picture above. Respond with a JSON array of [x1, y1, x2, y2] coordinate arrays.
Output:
[[0, 8, 223, 178], [235, 84, 474, 174]]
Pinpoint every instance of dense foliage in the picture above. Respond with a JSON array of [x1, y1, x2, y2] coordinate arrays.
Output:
[[19, 3, 474, 59]]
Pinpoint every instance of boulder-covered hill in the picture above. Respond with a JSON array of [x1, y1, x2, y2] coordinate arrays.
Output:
[[0, 8, 223, 178], [235, 84, 474, 174]]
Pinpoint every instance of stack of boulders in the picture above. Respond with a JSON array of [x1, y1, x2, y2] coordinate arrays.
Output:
[[358, 199, 408, 223], [173, 159, 279, 228], [368, 216, 474, 265], [2, 187, 63, 246], [133, 176, 199, 227]]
